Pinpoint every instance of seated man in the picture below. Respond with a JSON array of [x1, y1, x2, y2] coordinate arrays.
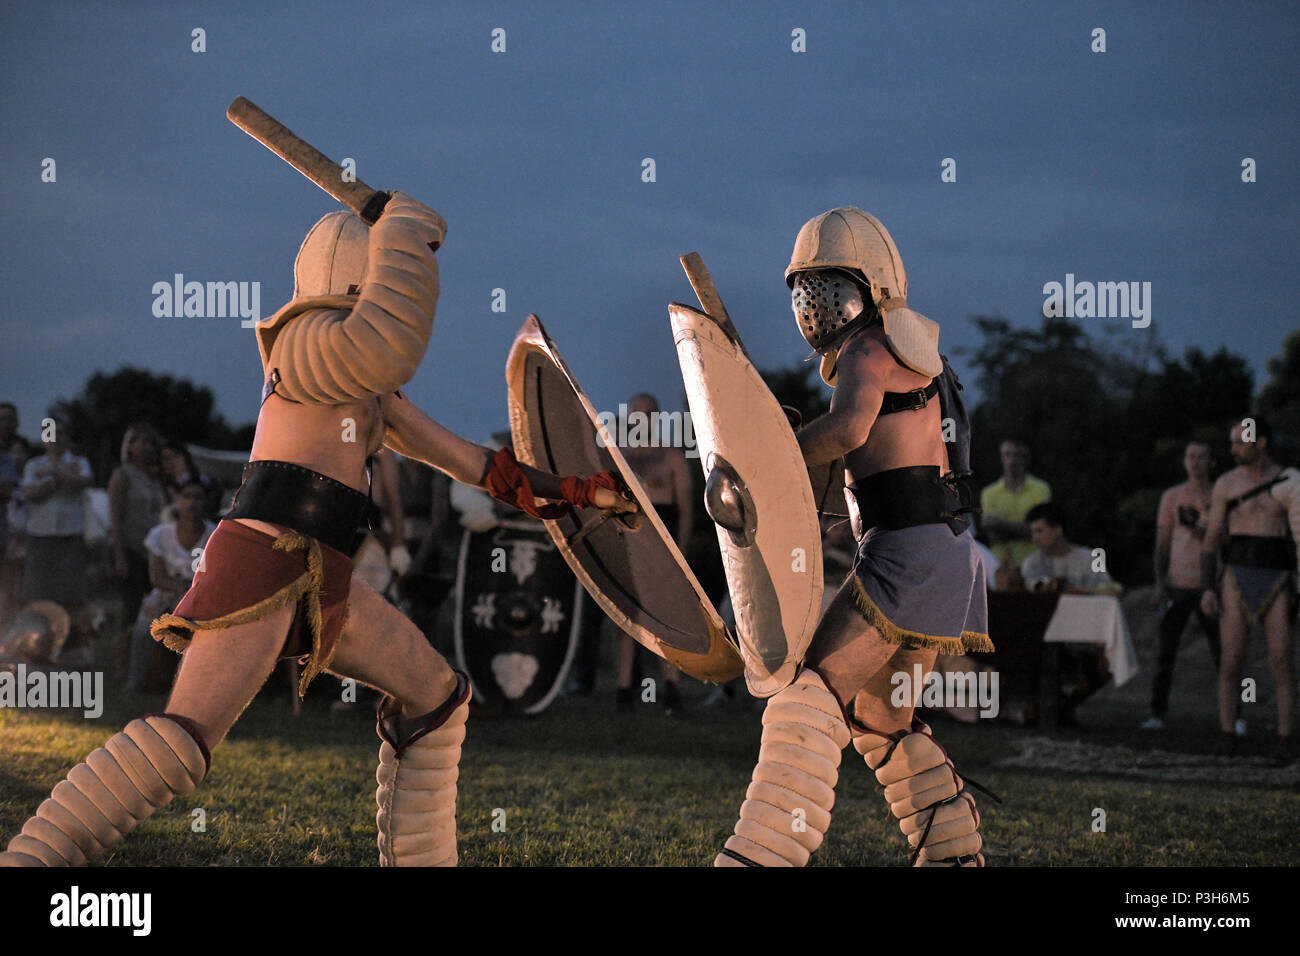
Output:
[[1020, 501, 1116, 721], [1021, 502, 1116, 592]]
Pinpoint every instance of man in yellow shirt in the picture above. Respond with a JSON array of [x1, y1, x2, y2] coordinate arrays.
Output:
[[980, 439, 1051, 566]]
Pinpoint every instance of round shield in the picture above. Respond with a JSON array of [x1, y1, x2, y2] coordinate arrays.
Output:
[[505, 314, 742, 684], [452, 520, 583, 715]]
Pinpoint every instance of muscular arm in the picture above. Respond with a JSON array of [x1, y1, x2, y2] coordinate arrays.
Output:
[[1200, 480, 1230, 589], [382, 392, 494, 487], [1154, 492, 1173, 590], [381, 392, 567, 500], [1154, 527, 1172, 589], [797, 335, 886, 467]]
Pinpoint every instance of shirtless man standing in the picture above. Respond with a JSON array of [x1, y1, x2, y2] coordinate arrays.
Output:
[[1200, 417, 1297, 764], [616, 392, 693, 713], [715, 208, 992, 868], [1144, 440, 1222, 731], [1, 192, 634, 868]]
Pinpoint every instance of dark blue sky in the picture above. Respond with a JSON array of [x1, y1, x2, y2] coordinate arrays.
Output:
[[3, 1, 1297, 446]]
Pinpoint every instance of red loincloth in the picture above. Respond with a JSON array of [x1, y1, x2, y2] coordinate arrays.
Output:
[[150, 519, 353, 696]]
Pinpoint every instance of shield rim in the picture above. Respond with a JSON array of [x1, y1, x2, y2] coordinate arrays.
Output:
[[670, 298, 826, 697], [505, 314, 741, 683]]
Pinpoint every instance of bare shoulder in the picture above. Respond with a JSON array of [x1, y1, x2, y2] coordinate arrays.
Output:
[[1211, 469, 1243, 500], [839, 326, 898, 377]]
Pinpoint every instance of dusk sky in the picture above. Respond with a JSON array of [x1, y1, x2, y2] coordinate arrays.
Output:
[[3, 1, 1297, 451]]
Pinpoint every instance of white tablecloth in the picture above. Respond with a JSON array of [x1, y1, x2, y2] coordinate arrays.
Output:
[[1041, 594, 1137, 687]]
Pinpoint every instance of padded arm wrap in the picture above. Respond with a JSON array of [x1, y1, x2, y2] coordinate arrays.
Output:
[[714, 670, 850, 867], [269, 192, 446, 404], [375, 681, 470, 867], [853, 719, 983, 866], [0, 715, 208, 867]]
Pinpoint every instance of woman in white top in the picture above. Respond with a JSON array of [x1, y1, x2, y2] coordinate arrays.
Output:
[[125, 480, 215, 692]]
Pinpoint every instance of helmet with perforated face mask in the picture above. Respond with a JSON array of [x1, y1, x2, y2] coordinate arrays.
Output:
[[787, 207, 941, 381], [790, 268, 868, 352]]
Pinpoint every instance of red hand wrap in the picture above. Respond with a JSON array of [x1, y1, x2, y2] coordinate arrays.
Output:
[[560, 471, 620, 509], [483, 447, 571, 519]]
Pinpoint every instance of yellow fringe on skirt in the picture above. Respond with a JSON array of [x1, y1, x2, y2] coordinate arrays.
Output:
[[850, 577, 994, 654]]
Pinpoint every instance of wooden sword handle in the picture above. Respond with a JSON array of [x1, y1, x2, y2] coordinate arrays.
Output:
[[226, 96, 390, 223], [679, 252, 750, 359]]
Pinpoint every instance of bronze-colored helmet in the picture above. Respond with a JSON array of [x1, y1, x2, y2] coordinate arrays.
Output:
[[293, 210, 369, 297], [786, 207, 908, 305], [787, 207, 941, 383]]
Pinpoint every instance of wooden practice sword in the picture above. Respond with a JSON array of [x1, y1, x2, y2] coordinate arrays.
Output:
[[226, 96, 391, 223]]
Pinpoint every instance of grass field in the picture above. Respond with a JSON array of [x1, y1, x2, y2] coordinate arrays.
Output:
[[2, 589, 1297, 866]]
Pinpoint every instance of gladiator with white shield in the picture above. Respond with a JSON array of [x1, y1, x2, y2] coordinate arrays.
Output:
[[695, 208, 995, 867]]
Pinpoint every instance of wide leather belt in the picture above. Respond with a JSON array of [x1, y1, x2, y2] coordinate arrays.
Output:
[[1225, 534, 1293, 571], [846, 466, 974, 539], [225, 460, 368, 554]]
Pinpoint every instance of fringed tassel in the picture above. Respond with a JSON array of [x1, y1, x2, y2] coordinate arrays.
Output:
[[849, 578, 993, 653], [151, 529, 334, 697]]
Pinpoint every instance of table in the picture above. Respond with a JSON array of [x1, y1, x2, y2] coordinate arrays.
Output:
[[1041, 593, 1137, 688], [974, 590, 1137, 730]]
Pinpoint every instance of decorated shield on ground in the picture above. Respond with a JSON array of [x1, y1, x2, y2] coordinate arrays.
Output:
[[506, 314, 742, 684], [670, 253, 824, 698], [453, 519, 582, 715]]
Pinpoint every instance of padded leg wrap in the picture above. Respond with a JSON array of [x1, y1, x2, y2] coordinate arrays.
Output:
[[0, 714, 209, 867], [714, 670, 850, 867], [375, 671, 471, 867], [853, 717, 984, 866]]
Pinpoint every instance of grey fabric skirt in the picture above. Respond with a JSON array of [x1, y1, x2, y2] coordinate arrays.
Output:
[[846, 523, 992, 654], [24, 534, 88, 606]]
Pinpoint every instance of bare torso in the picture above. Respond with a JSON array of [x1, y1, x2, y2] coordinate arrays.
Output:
[[1217, 464, 1289, 538], [624, 445, 680, 505], [841, 325, 949, 484], [235, 392, 386, 537]]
